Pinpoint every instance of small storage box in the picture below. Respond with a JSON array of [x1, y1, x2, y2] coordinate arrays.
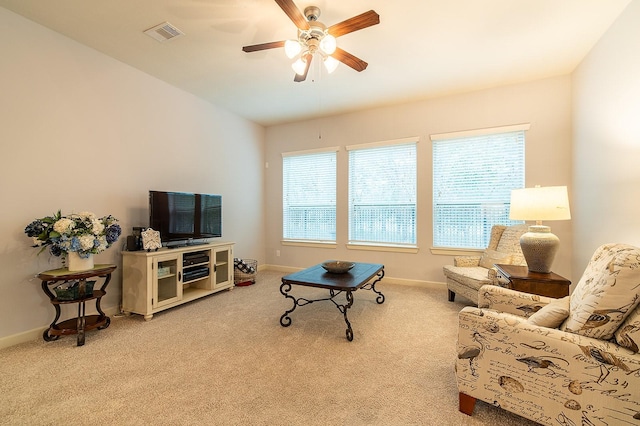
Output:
[[157, 266, 171, 278]]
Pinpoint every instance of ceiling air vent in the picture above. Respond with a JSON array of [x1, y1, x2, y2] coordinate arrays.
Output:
[[144, 21, 184, 42]]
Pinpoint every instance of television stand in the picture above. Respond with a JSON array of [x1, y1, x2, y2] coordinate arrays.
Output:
[[122, 242, 235, 320]]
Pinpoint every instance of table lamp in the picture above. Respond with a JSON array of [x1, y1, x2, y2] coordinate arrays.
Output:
[[509, 186, 571, 273]]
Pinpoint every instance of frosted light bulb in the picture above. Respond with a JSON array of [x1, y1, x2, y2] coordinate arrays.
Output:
[[284, 40, 301, 59], [324, 56, 339, 73], [319, 34, 336, 55], [292, 58, 307, 75]]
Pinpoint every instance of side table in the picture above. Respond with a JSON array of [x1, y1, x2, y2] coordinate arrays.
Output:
[[494, 264, 570, 298], [37, 264, 116, 346]]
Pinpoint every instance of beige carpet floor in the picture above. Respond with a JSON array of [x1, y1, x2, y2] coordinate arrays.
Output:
[[0, 270, 539, 425]]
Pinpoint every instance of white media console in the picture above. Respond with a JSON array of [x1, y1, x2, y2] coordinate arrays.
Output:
[[122, 241, 234, 320]]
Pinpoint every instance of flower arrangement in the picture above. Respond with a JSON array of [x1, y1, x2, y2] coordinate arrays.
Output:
[[25, 211, 122, 258]]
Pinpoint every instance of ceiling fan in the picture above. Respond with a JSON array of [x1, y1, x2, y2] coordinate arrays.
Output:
[[242, 0, 380, 82]]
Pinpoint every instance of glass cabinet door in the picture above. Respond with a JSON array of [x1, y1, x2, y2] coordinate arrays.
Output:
[[152, 254, 180, 308], [214, 247, 231, 288]]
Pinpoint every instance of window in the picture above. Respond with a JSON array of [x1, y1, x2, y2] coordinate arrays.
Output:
[[431, 124, 527, 249], [282, 148, 337, 241], [347, 139, 417, 246]]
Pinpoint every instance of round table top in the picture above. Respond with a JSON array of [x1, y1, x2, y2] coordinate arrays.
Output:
[[37, 264, 117, 281]]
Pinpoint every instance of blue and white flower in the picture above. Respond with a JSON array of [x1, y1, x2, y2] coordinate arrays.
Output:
[[25, 210, 122, 258]]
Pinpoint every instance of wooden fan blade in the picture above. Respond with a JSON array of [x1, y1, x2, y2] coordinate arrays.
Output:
[[242, 40, 285, 53], [275, 0, 310, 30], [294, 54, 312, 82], [332, 47, 368, 72], [328, 10, 379, 37]]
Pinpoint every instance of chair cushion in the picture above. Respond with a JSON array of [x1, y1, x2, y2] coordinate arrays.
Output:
[[479, 249, 512, 269], [560, 244, 640, 340], [527, 296, 570, 328], [615, 306, 640, 353], [443, 265, 492, 290]]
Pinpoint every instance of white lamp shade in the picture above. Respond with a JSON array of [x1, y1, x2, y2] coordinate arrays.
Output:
[[284, 40, 302, 59], [319, 34, 337, 55], [324, 56, 339, 73], [509, 186, 571, 221]]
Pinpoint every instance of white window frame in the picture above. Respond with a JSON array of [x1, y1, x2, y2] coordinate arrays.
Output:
[[430, 124, 528, 252], [346, 138, 418, 253], [282, 147, 338, 246]]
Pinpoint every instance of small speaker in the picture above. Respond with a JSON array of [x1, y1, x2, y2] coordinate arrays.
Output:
[[126, 235, 138, 251]]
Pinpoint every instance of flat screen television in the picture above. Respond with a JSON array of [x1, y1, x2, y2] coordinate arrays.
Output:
[[149, 190, 222, 246]]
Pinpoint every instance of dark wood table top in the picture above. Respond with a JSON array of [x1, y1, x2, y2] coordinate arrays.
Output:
[[282, 262, 384, 291], [494, 264, 570, 282]]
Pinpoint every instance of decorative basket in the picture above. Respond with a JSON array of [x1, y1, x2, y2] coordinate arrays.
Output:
[[234, 258, 257, 286], [53, 280, 96, 300]]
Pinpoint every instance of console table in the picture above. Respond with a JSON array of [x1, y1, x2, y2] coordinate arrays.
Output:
[[37, 264, 116, 346], [494, 264, 570, 298]]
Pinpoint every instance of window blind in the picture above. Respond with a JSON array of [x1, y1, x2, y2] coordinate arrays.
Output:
[[282, 150, 336, 241], [432, 130, 525, 249], [348, 142, 417, 245]]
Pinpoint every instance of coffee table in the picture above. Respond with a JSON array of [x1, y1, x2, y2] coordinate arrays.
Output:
[[279, 262, 385, 341]]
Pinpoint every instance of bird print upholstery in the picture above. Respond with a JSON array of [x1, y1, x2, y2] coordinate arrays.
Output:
[[561, 243, 640, 339], [456, 244, 640, 425]]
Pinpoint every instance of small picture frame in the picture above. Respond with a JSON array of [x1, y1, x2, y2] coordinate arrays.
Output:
[[141, 228, 162, 251]]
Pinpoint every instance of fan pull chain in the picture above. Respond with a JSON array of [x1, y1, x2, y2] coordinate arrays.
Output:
[[315, 58, 323, 139]]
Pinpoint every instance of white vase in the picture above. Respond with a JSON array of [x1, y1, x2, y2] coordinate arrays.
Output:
[[67, 252, 94, 272]]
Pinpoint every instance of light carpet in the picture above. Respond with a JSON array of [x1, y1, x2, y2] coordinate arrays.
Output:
[[0, 270, 538, 425]]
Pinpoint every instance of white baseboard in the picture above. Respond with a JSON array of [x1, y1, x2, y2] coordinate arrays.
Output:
[[259, 264, 445, 289]]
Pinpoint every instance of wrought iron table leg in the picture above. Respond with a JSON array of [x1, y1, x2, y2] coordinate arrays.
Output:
[[341, 291, 355, 341], [371, 269, 385, 304], [77, 300, 86, 346], [361, 269, 385, 304], [42, 328, 59, 341], [41, 280, 62, 342], [96, 273, 111, 319], [280, 281, 297, 327]]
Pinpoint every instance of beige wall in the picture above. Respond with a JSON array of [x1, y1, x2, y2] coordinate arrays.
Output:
[[4, 0, 636, 344], [265, 76, 573, 284], [0, 8, 265, 341], [571, 1, 640, 275]]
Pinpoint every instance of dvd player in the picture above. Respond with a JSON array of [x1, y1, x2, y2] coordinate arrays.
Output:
[[183, 267, 209, 282], [184, 251, 207, 260], [183, 256, 209, 266]]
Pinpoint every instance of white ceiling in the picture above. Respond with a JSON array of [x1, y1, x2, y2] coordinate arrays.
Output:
[[0, 0, 631, 126]]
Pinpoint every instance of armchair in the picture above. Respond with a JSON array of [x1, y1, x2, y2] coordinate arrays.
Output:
[[443, 224, 528, 304], [455, 243, 640, 425]]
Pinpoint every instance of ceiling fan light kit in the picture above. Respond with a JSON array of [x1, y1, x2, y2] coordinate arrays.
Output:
[[242, 0, 379, 82]]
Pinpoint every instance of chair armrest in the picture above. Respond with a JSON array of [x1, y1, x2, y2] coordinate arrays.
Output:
[[477, 285, 555, 317], [453, 256, 481, 267], [459, 306, 636, 357], [486, 267, 503, 286], [457, 306, 640, 425]]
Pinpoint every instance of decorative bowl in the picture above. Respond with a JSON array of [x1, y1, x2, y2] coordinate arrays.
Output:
[[321, 261, 355, 274]]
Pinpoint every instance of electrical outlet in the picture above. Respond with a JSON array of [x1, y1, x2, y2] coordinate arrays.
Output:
[[276, 250, 280, 257]]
